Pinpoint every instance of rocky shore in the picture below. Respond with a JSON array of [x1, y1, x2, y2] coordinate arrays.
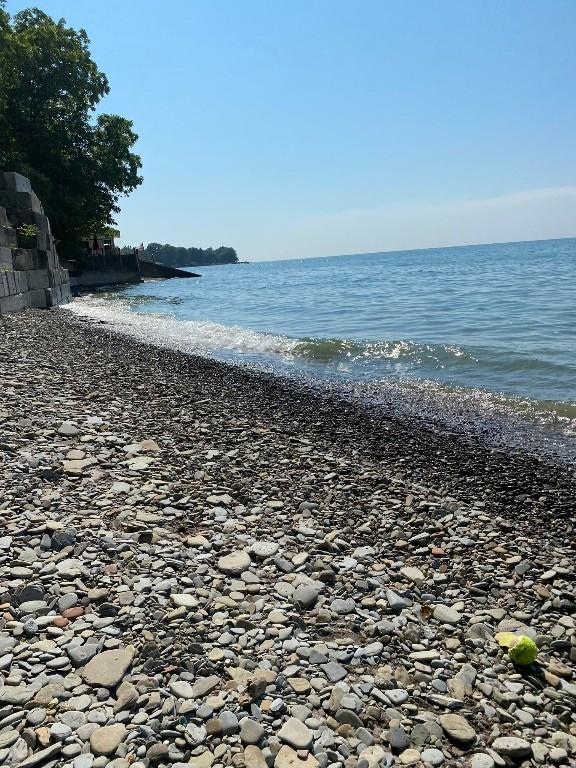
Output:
[[0, 309, 574, 768]]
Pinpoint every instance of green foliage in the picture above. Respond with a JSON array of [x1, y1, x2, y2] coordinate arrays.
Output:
[[100, 226, 121, 238], [16, 223, 38, 237], [0, 6, 142, 256], [145, 243, 239, 267]]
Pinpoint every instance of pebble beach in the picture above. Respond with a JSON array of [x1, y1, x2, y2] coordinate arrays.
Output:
[[0, 309, 574, 768]]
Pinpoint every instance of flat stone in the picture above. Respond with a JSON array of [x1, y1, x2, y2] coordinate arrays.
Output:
[[217, 550, 251, 574], [278, 717, 313, 749], [421, 748, 445, 766], [433, 604, 462, 624], [274, 746, 319, 768], [400, 566, 425, 585], [58, 421, 79, 435], [321, 661, 348, 682], [358, 745, 388, 768], [491, 737, 531, 759], [293, 584, 320, 607], [171, 593, 199, 608], [250, 541, 279, 558], [331, 597, 356, 614], [17, 744, 61, 768], [439, 714, 477, 746], [470, 754, 495, 768], [114, 680, 138, 713], [239, 717, 265, 744], [170, 679, 195, 698], [19, 600, 48, 614], [399, 749, 421, 765], [82, 648, 133, 688], [90, 723, 126, 755], [192, 675, 220, 698], [68, 644, 99, 667], [188, 752, 215, 768], [0, 730, 19, 749], [0, 685, 33, 705], [243, 745, 268, 768]]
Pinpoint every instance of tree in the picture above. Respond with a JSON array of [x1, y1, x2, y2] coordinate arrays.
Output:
[[0, 6, 142, 256], [145, 242, 239, 267]]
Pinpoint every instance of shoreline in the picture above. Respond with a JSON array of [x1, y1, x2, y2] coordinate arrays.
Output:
[[66, 293, 576, 467], [64, 305, 576, 508], [0, 309, 574, 768]]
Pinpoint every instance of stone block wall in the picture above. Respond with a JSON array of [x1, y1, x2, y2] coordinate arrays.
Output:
[[0, 172, 71, 314]]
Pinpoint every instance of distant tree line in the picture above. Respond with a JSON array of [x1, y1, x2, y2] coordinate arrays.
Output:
[[144, 243, 238, 267]]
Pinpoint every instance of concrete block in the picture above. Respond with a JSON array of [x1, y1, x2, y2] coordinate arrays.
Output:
[[16, 271, 28, 292], [0, 292, 29, 314], [14, 271, 28, 292], [27, 269, 50, 290], [47, 249, 58, 268], [0, 190, 43, 214], [0, 172, 32, 193], [0, 206, 8, 227], [28, 288, 48, 309], [6, 270, 16, 294], [0, 274, 9, 298], [0, 226, 17, 248], [12, 248, 46, 270], [48, 268, 60, 287], [0, 246, 13, 267], [6, 210, 51, 234]]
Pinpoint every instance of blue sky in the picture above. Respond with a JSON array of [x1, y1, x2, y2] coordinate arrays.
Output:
[[6, 1, 576, 259]]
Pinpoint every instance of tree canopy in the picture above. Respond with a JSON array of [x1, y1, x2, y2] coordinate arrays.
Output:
[[0, 4, 142, 256], [145, 243, 239, 267]]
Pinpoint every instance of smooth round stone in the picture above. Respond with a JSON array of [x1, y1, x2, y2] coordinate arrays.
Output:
[[171, 593, 198, 609], [399, 749, 421, 765], [27, 707, 47, 726], [292, 584, 320, 607], [58, 593, 79, 612], [19, 600, 48, 614], [73, 757, 95, 768], [239, 717, 265, 744], [491, 737, 531, 759], [0, 730, 19, 749], [62, 743, 82, 758], [170, 680, 195, 698], [73, 758, 94, 768], [439, 714, 477, 746], [330, 598, 356, 615], [433, 605, 462, 624], [250, 541, 279, 558], [470, 754, 495, 768], [217, 550, 251, 574], [82, 648, 133, 688], [90, 724, 127, 755], [421, 748, 445, 766], [50, 722, 73, 740]]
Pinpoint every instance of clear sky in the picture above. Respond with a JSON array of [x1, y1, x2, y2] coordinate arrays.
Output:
[[6, 0, 576, 260]]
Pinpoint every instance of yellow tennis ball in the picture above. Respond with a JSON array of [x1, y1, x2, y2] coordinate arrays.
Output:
[[508, 635, 538, 665]]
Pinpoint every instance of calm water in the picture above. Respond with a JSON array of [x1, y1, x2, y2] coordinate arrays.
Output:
[[68, 238, 576, 451]]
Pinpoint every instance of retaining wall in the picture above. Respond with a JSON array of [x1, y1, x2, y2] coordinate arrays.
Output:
[[0, 172, 71, 314], [67, 251, 142, 292]]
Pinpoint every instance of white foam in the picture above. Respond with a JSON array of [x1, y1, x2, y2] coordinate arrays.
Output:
[[65, 295, 298, 359]]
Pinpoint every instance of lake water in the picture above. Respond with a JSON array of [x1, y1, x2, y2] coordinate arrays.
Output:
[[68, 238, 576, 456]]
